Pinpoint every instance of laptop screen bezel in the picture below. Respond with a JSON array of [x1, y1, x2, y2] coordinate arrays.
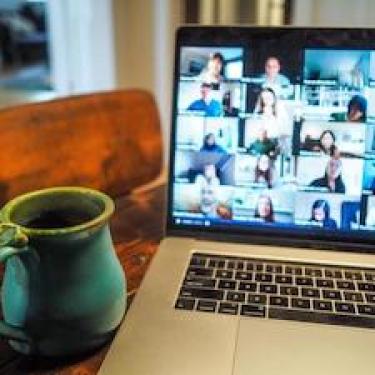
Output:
[[166, 25, 375, 253]]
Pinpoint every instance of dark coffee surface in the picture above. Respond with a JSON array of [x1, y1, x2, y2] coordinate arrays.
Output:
[[22, 209, 95, 229]]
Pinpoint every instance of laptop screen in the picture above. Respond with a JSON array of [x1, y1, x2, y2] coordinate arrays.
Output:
[[168, 27, 375, 246]]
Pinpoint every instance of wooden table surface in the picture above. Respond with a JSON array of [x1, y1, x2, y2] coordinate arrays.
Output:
[[0, 183, 166, 375]]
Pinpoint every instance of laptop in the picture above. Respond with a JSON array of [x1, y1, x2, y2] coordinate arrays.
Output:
[[100, 27, 375, 374]]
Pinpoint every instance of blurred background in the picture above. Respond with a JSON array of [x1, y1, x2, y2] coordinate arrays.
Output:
[[1, 0, 375, 155]]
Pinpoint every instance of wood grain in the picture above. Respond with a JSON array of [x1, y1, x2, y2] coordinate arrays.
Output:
[[0, 89, 163, 204]]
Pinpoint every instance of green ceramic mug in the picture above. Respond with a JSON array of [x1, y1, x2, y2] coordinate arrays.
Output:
[[0, 187, 126, 356]]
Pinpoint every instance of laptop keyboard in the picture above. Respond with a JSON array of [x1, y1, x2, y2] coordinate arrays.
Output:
[[175, 253, 375, 329]]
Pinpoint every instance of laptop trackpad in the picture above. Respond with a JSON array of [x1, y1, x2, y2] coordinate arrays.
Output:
[[233, 318, 375, 375]]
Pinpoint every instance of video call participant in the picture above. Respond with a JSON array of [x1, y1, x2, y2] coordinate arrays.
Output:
[[309, 157, 346, 193], [259, 56, 291, 99], [195, 164, 220, 217], [254, 194, 274, 223], [254, 154, 273, 188], [303, 129, 337, 156], [187, 83, 222, 117], [310, 199, 337, 229], [254, 88, 290, 139], [248, 128, 277, 158], [198, 52, 224, 88], [200, 133, 226, 153], [330, 94, 368, 123]]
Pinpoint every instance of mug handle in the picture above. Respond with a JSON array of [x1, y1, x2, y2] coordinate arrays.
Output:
[[0, 223, 31, 342]]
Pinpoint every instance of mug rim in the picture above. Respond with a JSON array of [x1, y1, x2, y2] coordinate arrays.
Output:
[[1, 187, 114, 236]]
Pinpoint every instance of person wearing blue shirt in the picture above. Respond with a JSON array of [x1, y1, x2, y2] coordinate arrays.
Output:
[[187, 83, 222, 117], [200, 133, 227, 153]]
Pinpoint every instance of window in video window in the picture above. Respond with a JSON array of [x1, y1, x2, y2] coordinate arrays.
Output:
[[180, 47, 244, 84], [174, 150, 235, 186], [232, 188, 295, 224], [294, 192, 360, 230], [303, 49, 371, 122], [176, 116, 238, 153], [173, 182, 234, 220], [363, 195, 375, 230], [362, 157, 375, 194], [296, 155, 363, 196], [297, 121, 366, 158]]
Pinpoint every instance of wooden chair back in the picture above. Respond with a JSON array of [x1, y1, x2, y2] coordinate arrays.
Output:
[[0, 89, 163, 203]]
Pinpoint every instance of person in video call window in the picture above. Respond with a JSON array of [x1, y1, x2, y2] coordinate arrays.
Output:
[[247, 127, 277, 158], [196, 164, 220, 217], [254, 194, 274, 223], [222, 91, 239, 117], [187, 82, 222, 117], [260, 56, 292, 99], [310, 199, 337, 229], [200, 133, 226, 153], [309, 157, 346, 194], [313, 130, 337, 156], [330, 94, 367, 123], [254, 87, 290, 139], [198, 52, 224, 87], [254, 154, 273, 189]]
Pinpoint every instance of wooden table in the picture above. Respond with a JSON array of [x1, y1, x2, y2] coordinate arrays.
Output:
[[0, 183, 166, 374]]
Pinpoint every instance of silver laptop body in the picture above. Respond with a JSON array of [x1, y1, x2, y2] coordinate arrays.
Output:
[[100, 26, 375, 375]]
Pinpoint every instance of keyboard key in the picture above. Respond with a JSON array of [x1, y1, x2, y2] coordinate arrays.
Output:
[[266, 264, 282, 273], [313, 300, 333, 312], [184, 277, 216, 288], [227, 261, 235, 269], [301, 288, 320, 298], [219, 302, 239, 315], [365, 273, 375, 282], [291, 298, 310, 309], [216, 270, 233, 279], [187, 267, 213, 278], [296, 277, 313, 286], [208, 259, 225, 268], [180, 287, 224, 300], [285, 266, 302, 275], [358, 282, 375, 292], [344, 271, 363, 281], [269, 307, 375, 329], [255, 264, 264, 272], [275, 275, 293, 284], [280, 286, 298, 296], [344, 292, 363, 302], [324, 269, 342, 279], [270, 296, 289, 307], [246, 262, 254, 271], [227, 292, 245, 303], [255, 273, 272, 282], [236, 271, 253, 281], [305, 268, 322, 277], [235, 261, 244, 270], [248, 293, 267, 305], [322, 290, 341, 300], [336, 281, 355, 290], [218, 280, 236, 290], [358, 304, 375, 316], [259, 284, 277, 294], [335, 302, 355, 314], [366, 293, 375, 303], [175, 298, 195, 310], [241, 304, 266, 317], [316, 279, 334, 288], [190, 256, 206, 267], [238, 282, 257, 292], [197, 300, 217, 313]]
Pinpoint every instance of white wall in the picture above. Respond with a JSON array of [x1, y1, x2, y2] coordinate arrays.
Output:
[[293, 0, 375, 26], [47, 0, 116, 96], [112, 0, 182, 163]]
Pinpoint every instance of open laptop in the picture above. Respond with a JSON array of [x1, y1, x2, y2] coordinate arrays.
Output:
[[100, 27, 375, 374]]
